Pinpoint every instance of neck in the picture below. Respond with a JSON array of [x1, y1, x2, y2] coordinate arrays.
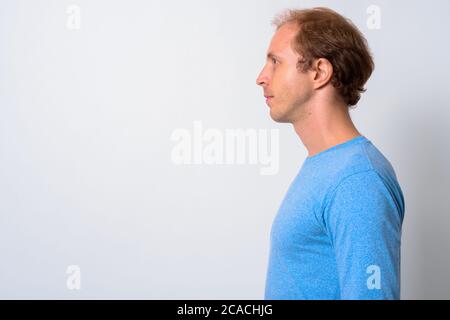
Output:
[[292, 99, 362, 158]]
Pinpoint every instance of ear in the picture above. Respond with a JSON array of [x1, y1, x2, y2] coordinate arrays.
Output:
[[311, 58, 333, 90]]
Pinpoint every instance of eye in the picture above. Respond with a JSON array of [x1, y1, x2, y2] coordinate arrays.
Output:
[[272, 58, 278, 65]]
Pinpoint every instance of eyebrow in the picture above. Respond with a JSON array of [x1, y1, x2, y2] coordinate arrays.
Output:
[[266, 52, 283, 60]]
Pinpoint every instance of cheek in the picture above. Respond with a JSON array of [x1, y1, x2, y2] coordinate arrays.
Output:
[[280, 69, 301, 90], [290, 72, 311, 94], [273, 68, 310, 100]]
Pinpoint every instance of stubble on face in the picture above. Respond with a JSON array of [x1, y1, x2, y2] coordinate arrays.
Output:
[[262, 23, 314, 124]]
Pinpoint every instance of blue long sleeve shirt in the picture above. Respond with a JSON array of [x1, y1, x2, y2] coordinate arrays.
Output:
[[264, 135, 405, 300]]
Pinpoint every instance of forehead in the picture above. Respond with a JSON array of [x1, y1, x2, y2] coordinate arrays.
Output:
[[267, 22, 299, 56]]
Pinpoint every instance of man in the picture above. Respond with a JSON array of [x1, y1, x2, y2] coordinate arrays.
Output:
[[256, 7, 405, 299]]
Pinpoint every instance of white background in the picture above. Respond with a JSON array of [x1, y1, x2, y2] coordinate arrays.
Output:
[[0, 0, 449, 299]]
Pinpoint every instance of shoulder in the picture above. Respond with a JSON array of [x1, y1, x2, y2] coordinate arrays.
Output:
[[321, 169, 403, 230], [325, 169, 386, 205]]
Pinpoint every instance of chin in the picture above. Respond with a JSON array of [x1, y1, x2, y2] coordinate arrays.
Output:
[[270, 113, 290, 123], [269, 109, 290, 123]]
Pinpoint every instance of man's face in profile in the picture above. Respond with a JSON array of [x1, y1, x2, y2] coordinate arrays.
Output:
[[256, 22, 314, 123]]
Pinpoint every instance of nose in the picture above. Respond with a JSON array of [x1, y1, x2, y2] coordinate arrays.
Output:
[[256, 67, 269, 87]]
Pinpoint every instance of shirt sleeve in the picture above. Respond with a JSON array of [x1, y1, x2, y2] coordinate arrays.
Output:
[[322, 170, 403, 300]]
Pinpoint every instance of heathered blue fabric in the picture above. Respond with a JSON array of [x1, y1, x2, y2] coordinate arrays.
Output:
[[264, 135, 405, 300]]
